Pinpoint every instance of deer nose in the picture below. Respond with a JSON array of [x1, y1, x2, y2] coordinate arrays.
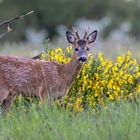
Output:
[[78, 56, 87, 62]]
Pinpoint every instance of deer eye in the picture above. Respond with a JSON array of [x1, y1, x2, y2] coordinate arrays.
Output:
[[86, 47, 89, 51], [75, 48, 79, 51]]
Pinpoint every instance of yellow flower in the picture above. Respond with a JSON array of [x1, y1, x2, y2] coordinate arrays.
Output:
[[108, 80, 113, 89], [132, 59, 137, 65], [50, 51, 55, 56], [127, 77, 133, 84], [42, 53, 45, 59], [94, 91, 99, 97], [99, 53, 103, 62], [112, 65, 118, 71], [109, 95, 114, 101], [117, 56, 124, 64], [44, 47, 140, 112], [94, 73, 99, 80]]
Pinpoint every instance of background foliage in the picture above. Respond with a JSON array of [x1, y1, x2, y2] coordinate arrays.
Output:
[[0, 0, 140, 41]]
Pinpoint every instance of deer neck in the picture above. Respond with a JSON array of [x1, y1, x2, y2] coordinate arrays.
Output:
[[64, 52, 83, 85]]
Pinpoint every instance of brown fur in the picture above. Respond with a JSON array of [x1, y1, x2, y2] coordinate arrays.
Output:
[[0, 52, 83, 111]]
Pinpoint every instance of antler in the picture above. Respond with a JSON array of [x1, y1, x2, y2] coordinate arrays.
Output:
[[83, 27, 90, 40], [72, 27, 80, 39]]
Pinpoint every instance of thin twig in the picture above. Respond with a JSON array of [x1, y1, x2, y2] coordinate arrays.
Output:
[[0, 11, 34, 27], [0, 11, 34, 40]]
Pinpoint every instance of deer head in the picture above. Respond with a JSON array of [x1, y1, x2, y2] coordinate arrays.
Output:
[[66, 28, 97, 63]]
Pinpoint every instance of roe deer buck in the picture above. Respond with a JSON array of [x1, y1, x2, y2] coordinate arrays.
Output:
[[0, 28, 97, 111]]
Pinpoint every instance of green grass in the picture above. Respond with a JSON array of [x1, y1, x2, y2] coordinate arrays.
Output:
[[0, 100, 140, 140]]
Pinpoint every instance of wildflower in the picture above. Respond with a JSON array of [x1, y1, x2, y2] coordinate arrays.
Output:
[[94, 73, 99, 80], [42, 54, 45, 59], [99, 53, 103, 62], [44, 48, 139, 112], [127, 77, 133, 84], [50, 51, 55, 56], [109, 95, 114, 101]]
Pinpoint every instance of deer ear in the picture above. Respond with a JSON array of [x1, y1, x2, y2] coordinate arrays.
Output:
[[87, 30, 97, 44], [66, 31, 76, 44]]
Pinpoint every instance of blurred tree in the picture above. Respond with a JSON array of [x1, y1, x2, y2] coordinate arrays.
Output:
[[0, 0, 140, 41]]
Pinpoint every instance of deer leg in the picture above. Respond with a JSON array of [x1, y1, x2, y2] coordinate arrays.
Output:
[[1, 94, 16, 113], [0, 90, 9, 104], [38, 85, 46, 104], [38, 84, 55, 109], [38, 88, 54, 109], [0, 85, 9, 106]]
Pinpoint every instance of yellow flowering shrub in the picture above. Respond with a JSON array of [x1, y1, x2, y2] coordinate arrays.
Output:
[[42, 47, 140, 112]]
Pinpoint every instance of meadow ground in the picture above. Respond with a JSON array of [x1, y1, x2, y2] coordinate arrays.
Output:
[[0, 40, 139, 140], [0, 100, 140, 140]]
